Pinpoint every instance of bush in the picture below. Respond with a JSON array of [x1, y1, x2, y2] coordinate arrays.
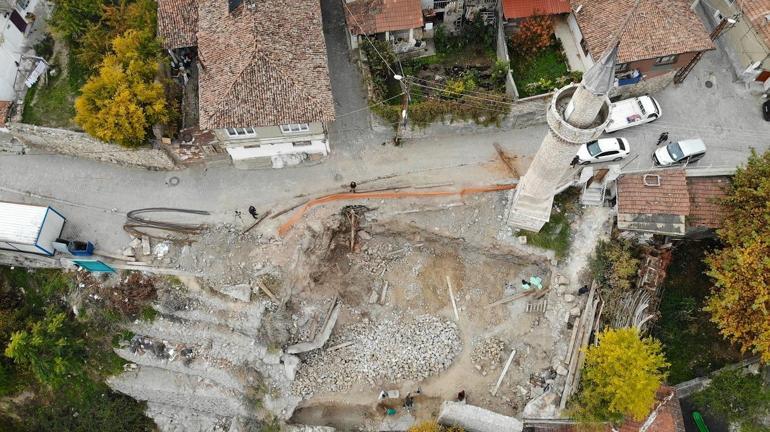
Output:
[[509, 14, 554, 58], [361, 39, 398, 99], [692, 369, 770, 431], [435, 18, 495, 56], [571, 328, 668, 423], [75, 30, 168, 147]]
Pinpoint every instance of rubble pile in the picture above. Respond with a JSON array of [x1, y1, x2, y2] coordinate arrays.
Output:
[[292, 314, 462, 397], [470, 336, 506, 376]]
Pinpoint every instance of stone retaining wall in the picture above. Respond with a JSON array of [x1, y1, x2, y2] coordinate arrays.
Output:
[[402, 92, 551, 139], [6, 123, 177, 170], [610, 71, 676, 99]]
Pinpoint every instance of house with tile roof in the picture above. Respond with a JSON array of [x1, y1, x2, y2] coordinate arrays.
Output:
[[343, 0, 428, 54], [614, 169, 731, 236], [157, 0, 335, 168], [566, 0, 714, 91], [697, 0, 770, 84], [500, 0, 572, 34]]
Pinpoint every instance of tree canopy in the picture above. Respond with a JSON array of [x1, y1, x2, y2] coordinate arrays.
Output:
[[75, 30, 167, 147], [571, 327, 669, 423], [692, 368, 770, 431], [705, 149, 770, 362]]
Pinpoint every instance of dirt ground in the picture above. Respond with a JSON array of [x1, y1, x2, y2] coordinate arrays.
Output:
[[277, 192, 561, 429]]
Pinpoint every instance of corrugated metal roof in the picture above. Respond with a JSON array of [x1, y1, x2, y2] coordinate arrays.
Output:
[[0, 202, 48, 245]]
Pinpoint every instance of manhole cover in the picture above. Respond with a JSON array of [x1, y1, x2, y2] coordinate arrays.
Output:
[[705, 80, 713, 88], [167, 176, 180, 186]]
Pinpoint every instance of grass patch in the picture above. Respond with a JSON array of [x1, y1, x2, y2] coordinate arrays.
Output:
[[139, 306, 157, 322], [522, 188, 580, 257], [21, 63, 77, 128], [510, 44, 571, 98], [652, 240, 742, 384]]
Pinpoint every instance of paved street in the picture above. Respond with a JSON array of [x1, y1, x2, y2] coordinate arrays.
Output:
[[1, 30, 768, 254]]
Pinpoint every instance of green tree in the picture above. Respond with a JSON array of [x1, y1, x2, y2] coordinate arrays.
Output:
[[50, 0, 105, 43], [692, 368, 770, 431], [5, 308, 85, 389], [705, 149, 770, 362], [571, 327, 669, 423], [75, 29, 167, 147]]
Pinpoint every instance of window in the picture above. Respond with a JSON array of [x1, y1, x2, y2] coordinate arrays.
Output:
[[225, 127, 256, 138], [615, 62, 629, 73], [292, 141, 312, 147], [655, 55, 678, 66], [280, 123, 310, 134], [17, 0, 30, 10], [579, 38, 589, 56]]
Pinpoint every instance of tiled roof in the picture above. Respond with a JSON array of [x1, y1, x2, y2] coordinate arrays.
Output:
[[736, 0, 770, 49], [0, 101, 10, 128], [570, 0, 715, 63], [502, 0, 571, 20], [157, 0, 198, 49], [344, 0, 423, 35], [617, 170, 690, 216], [687, 176, 730, 228], [173, 0, 335, 129]]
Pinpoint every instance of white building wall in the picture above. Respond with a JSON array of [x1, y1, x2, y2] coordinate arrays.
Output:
[[0, 0, 41, 100], [567, 13, 594, 69]]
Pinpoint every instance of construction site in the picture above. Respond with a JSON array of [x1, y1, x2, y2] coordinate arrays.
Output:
[[91, 176, 613, 431]]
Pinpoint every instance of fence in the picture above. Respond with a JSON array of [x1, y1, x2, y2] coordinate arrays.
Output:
[[496, 6, 518, 99]]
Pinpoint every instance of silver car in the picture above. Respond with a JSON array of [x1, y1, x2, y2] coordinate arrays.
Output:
[[653, 139, 706, 167]]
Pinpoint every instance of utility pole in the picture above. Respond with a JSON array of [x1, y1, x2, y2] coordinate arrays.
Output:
[[393, 74, 409, 146], [674, 15, 737, 84]]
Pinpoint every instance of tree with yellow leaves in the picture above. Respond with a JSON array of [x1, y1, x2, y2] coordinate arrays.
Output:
[[571, 327, 668, 423], [705, 149, 770, 363], [408, 421, 464, 432], [75, 29, 167, 147]]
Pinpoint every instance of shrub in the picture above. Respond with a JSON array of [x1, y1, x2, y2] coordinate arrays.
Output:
[[361, 39, 397, 99], [692, 369, 770, 431], [571, 328, 668, 423], [509, 14, 554, 58], [75, 30, 168, 147]]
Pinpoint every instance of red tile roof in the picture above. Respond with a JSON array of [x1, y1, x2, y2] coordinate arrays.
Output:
[[570, 0, 715, 63], [502, 0, 571, 20], [157, 0, 335, 129], [735, 0, 770, 49], [618, 170, 690, 216], [686, 176, 730, 229], [157, 0, 198, 49], [0, 101, 10, 128], [344, 0, 424, 35]]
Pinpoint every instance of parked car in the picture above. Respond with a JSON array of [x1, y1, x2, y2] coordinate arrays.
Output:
[[652, 138, 706, 167], [605, 95, 661, 133], [763, 99, 770, 121], [576, 138, 630, 164]]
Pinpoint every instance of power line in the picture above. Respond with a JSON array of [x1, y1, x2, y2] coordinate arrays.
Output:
[[340, 1, 399, 79], [407, 75, 518, 101]]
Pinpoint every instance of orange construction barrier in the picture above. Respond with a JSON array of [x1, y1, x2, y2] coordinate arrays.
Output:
[[277, 184, 516, 236]]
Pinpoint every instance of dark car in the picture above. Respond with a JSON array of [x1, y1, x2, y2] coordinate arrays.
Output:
[[763, 100, 770, 121]]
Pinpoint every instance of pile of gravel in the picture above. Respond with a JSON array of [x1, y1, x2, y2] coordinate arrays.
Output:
[[292, 314, 462, 397], [470, 336, 506, 376]]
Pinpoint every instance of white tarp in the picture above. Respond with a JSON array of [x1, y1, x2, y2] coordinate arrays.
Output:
[[24, 60, 48, 88], [0, 202, 48, 244]]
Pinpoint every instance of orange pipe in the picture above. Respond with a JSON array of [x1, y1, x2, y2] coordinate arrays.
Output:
[[277, 184, 516, 236]]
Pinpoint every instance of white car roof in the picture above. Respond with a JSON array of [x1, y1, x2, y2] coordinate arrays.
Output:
[[597, 138, 621, 151], [678, 139, 706, 154]]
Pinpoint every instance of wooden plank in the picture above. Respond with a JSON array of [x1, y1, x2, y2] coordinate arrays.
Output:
[[492, 349, 516, 396], [446, 276, 459, 321], [485, 289, 537, 308]]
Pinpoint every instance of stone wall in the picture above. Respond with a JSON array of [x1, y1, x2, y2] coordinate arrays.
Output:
[[6, 123, 177, 170], [610, 71, 675, 99], [402, 92, 551, 139]]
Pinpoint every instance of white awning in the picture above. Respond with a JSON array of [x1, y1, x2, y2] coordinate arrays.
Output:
[[0, 202, 48, 244]]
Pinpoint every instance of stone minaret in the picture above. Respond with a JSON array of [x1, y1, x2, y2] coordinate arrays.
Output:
[[506, 44, 618, 232]]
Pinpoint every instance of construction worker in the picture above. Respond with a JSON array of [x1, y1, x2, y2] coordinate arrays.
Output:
[[349, 181, 357, 193], [248, 206, 258, 219]]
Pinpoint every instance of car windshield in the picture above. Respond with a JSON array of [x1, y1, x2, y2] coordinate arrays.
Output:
[[667, 142, 685, 161], [586, 141, 601, 156], [616, 138, 625, 151]]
